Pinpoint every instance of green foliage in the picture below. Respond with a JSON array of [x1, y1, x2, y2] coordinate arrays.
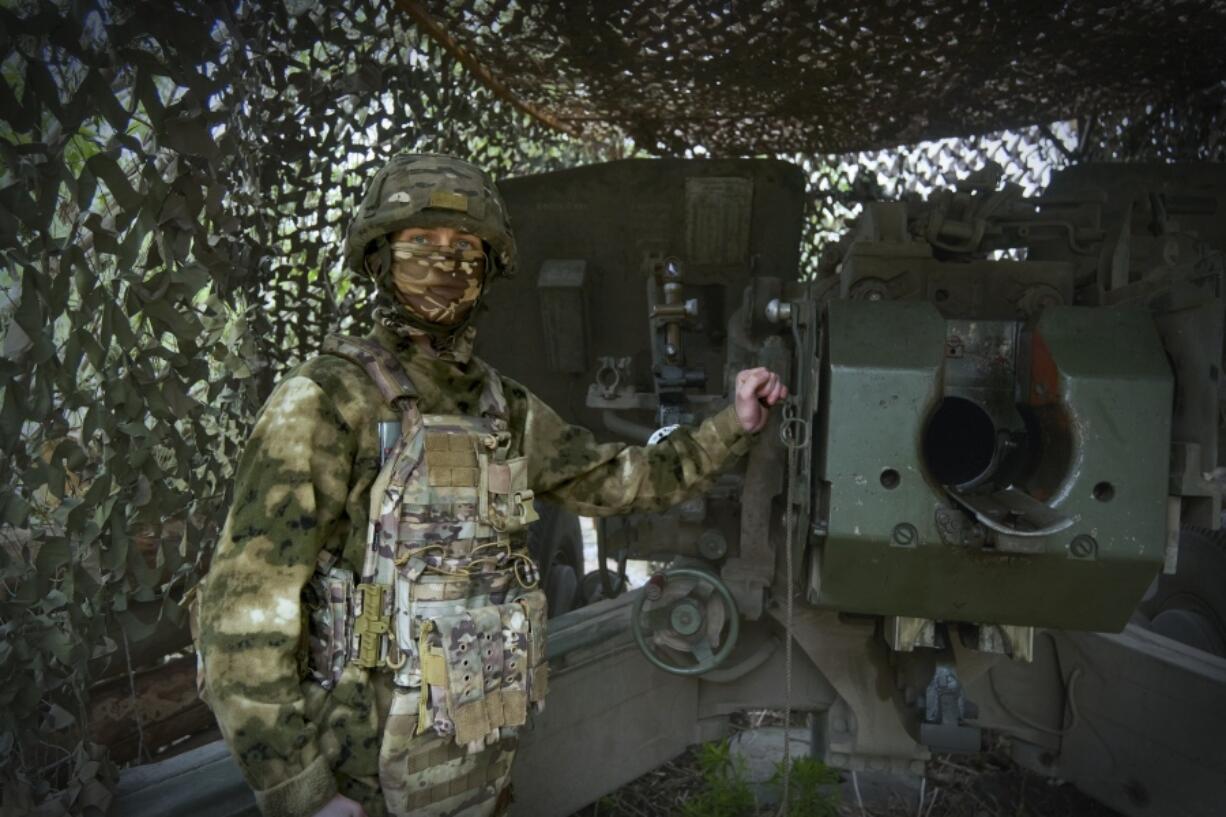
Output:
[[680, 743, 841, 817], [772, 756, 841, 817], [681, 741, 757, 817]]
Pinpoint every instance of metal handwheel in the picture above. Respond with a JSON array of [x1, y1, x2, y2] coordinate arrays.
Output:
[[631, 566, 740, 676]]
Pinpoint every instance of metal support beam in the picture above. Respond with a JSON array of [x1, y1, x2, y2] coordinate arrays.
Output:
[[968, 624, 1226, 817]]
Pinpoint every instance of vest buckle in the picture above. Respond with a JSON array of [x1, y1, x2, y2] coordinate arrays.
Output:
[[512, 489, 539, 525], [354, 582, 391, 668]]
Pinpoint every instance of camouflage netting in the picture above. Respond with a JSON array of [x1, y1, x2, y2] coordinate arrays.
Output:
[[0, 0, 1220, 814], [424, 0, 1226, 269], [427, 0, 1226, 158], [0, 2, 598, 813]]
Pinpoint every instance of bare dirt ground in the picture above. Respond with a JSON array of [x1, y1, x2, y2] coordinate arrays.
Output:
[[567, 712, 1123, 817]]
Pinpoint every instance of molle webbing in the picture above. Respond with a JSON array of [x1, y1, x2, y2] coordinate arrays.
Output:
[[403, 739, 514, 812], [323, 334, 418, 407]]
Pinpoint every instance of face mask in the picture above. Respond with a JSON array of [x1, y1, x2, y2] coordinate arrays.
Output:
[[388, 240, 486, 325]]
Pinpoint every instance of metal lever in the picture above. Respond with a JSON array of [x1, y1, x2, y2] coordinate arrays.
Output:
[[948, 487, 1077, 538]]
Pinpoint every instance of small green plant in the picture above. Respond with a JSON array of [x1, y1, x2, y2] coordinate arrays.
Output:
[[772, 756, 841, 817], [681, 741, 758, 817]]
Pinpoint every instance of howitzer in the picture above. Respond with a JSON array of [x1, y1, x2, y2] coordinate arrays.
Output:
[[481, 159, 1226, 816]]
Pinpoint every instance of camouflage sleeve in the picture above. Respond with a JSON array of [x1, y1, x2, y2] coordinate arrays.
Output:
[[508, 381, 757, 517], [199, 374, 355, 817]]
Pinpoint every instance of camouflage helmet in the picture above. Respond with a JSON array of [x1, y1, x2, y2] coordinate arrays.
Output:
[[345, 153, 516, 279]]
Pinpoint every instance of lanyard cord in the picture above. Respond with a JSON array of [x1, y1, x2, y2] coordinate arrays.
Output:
[[777, 308, 812, 816], [777, 399, 808, 814]]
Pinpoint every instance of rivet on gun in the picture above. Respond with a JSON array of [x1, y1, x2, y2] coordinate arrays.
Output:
[[891, 523, 918, 547], [1069, 535, 1097, 558]]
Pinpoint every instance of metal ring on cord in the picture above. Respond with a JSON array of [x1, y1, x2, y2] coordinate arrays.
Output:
[[778, 402, 809, 451]]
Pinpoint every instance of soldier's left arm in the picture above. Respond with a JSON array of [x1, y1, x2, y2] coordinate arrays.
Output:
[[504, 379, 757, 517]]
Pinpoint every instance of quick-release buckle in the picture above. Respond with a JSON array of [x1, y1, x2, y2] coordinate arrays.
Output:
[[492, 489, 539, 532], [353, 582, 391, 669], [512, 489, 537, 521]]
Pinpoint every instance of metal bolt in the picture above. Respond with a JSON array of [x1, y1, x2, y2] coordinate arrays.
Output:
[[670, 600, 703, 636], [1070, 535, 1097, 558], [697, 530, 728, 560], [891, 523, 918, 547], [765, 298, 793, 325], [684, 298, 700, 318]]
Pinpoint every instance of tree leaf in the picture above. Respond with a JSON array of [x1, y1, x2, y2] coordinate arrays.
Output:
[[85, 152, 142, 211], [43, 703, 75, 731], [34, 539, 70, 577], [132, 474, 151, 508], [0, 385, 24, 450], [140, 298, 201, 339], [0, 492, 30, 527], [116, 609, 158, 641], [161, 373, 199, 418]]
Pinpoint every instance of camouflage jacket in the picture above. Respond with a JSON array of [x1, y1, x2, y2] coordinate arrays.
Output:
[[198, 323, 756, 817]]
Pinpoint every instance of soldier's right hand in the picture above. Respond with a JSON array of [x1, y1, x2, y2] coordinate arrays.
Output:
[[734, 367, 788, 433], [312, 794, 367, 817]]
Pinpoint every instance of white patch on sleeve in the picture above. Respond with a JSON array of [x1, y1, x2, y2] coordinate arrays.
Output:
[[264, 378, 320, 432], [274, 596, 297, 624]]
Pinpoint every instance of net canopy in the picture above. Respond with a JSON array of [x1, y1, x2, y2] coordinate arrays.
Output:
[[423, 0, 1226, 158]]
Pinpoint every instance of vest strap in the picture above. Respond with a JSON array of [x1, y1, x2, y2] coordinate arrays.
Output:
[[322, 334, 418, 407]]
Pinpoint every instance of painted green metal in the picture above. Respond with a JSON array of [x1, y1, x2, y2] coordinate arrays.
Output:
[[631, 567, 741, 675], [812, 300, 1173, 631]]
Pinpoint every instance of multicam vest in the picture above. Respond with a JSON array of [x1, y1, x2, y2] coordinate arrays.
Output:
[[307, 335, 549, 814]]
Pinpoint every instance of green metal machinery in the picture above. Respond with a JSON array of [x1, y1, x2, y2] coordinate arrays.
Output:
[[482, 158, 1225, 816], [484, 159, 1222, 646]]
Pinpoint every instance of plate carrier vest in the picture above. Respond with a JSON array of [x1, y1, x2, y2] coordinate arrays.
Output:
[[311, 335, 550, 754]]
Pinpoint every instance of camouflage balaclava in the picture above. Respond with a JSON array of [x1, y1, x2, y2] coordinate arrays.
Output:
[[386, 238, 485, 326], [345, 154, 516, 347]]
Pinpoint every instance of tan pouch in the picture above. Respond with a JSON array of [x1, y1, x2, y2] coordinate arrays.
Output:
[[427, 611, 491, 745], [517, 589, 550, 706], [486, 456, 539, 532], [417, 595, 546, 746], [302, 564, 354, 688]]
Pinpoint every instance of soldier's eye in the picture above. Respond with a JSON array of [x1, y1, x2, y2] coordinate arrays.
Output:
[[410, 234, 430, 245], [455, 238, 474, 251]]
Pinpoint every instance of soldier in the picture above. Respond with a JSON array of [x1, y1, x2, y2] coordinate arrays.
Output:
[[196, 154, 787, 817]]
